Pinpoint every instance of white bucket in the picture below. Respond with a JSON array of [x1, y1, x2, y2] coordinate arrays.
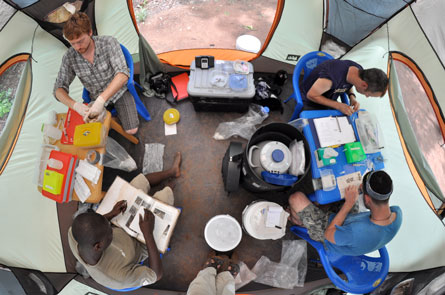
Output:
[[242, 201, 289, 240], [204, 215, 242, 252]]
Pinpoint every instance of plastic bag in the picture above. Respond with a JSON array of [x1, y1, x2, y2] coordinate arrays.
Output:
[[142, 143, 165, 174], [289, 140, 306, 176], [288, 118, 309, 132], [102, 137, 137, 172], [234, 261, 257, 290], [356, 110, 384, 153], [213, 104, 269, 140], [252, 240, 307, 289]]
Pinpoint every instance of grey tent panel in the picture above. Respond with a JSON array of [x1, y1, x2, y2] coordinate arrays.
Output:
[[326, 0, 408, 47], [0, 269, 26, 295], [9, 0, 38, 9]]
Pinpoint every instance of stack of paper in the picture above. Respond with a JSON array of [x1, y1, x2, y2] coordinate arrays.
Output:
[[313, 116, 356, 147]]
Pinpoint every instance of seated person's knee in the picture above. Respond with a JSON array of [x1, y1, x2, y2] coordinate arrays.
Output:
[[288, 191, 311, 212], [126, 127, 138, 135], [289, 191, 306, 204]]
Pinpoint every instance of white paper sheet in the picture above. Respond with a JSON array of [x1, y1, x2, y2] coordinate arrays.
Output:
[[164, 123, 177, 136], [314, 116, 356, 147]]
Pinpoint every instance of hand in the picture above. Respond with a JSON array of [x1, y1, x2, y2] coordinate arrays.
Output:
[[337, 102, 354, 116], [111, 200, 127, 217], [139, 208, 155, 235], [104, 200, 127, 221], [86, 96, 105, 121], [344, 185, 359, 208], [350, 98, 360, 112], [73, 102, 89, 117]]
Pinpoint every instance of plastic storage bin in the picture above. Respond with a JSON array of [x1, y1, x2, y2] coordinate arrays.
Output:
[[73, 122, 106, 148]]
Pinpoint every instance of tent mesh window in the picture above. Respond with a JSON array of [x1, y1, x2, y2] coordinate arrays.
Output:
[[391, 58, 445, 214], [0, 61, 25, 133]]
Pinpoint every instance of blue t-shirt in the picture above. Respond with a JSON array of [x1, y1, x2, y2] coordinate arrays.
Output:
[[302, 59, 363, 108], [324, 206, 402, 256]]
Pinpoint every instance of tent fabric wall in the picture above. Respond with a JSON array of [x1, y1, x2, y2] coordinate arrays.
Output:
[[0, 11, 67, 272], [412, 0, 445, 66], [95, 0, 138, 55], [261, 0, 323, 65], [343, 6, 445, 272]]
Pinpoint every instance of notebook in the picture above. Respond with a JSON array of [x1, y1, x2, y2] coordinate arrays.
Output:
[[313, 116, 356, 148]]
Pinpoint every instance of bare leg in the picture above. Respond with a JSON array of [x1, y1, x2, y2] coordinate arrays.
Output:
[[145, 152, 181, 186], [287, 191, 312, 226]]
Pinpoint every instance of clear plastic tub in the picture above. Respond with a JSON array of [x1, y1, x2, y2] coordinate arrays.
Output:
[[229, 74, 248, 91], [210, 70, 229, 87], [320, 169, 336, 191]]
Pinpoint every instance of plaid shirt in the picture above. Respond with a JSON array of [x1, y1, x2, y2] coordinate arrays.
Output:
[[54, 36, 129, 105]]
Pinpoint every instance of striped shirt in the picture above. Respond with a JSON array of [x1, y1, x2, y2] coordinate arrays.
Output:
[[54, 35, 129, 105]]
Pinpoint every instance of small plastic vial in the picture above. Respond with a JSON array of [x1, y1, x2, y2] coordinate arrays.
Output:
[[47, 158, 63, 170]]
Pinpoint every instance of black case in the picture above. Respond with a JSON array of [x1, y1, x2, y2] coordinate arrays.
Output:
[[190, 96, 252, 112], [221, 141, 243, 193], [195, 56, 215, 69]]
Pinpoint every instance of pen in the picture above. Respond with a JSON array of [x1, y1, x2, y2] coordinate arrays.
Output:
[[335, 117, 342, 132], [275, 225, 282, 229]]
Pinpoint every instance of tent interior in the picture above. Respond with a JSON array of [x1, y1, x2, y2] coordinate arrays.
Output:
[[0, 0, 444, 294]]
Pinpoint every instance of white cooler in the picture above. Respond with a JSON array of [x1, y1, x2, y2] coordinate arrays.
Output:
[[187, 60, 255, 112]]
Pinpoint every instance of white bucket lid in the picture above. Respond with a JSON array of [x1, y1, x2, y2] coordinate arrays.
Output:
[[204, 215, 242, 252], [242, 201, 289, 240], [236, 35, 261, 53]]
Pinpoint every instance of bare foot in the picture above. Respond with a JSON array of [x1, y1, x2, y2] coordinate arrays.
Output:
[[170, 152, 182, 178]]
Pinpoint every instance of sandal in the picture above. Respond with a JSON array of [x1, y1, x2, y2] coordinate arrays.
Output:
[[203, 256, 224, 271], [226, 260, 240, 278]]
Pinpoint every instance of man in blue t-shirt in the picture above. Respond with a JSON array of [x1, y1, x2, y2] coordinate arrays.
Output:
[[287, 170, 402, 256], [301, 59, 389, 116]]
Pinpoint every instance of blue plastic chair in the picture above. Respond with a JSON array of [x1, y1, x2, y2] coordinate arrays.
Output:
[[290, 225, 389, 294], [82, 44, 151, 121], [286, 51, 349, 121]]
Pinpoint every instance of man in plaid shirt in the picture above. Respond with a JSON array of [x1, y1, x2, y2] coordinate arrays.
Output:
[[54, 12, 139, 134]]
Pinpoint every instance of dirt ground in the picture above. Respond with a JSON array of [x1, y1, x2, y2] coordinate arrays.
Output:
[[134, 0, 278, 53]]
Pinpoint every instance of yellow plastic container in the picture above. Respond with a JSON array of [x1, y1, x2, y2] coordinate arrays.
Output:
[[73, 122, 105, 148], [163, 108, 180, 125], [43, 169, 64, 195]]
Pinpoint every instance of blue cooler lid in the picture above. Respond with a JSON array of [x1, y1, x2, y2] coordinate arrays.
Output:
[[229, 74, 248, 91]]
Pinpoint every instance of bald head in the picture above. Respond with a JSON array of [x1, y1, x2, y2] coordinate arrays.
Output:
[[72, 211, 111, 247]]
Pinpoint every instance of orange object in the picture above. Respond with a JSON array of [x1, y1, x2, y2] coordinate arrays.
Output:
[[171, 72, 189, 101], [42, 150, 77, 203], [61, 107, 85, 144]]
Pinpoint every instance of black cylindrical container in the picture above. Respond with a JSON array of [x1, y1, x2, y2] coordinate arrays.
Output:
[[240, 122, 311, 193]]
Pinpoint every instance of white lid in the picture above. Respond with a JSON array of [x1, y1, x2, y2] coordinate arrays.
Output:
[[204, 215, 242, 252], [242, 201, 288, 240], [236, 35, 261, 53], [259, 141, 292, 173]]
